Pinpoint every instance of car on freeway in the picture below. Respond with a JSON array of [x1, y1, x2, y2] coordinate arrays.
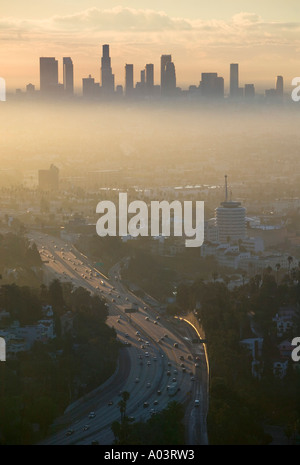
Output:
[[146, 382, 151, 388], [108, 401, 114, 406], [135, 378, 140, 383], [83, 425, 90, 431], [143, 402, 149, 408], [65, 430, 74, 436], [88, 412, 96, 419], [157, 390, 162, 396]]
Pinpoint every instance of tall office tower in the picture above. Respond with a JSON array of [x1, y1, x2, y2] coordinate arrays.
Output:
[[125, 64, 134, 96], [63, 57, 74, 94], [230, 63, 239, 98], [215, 175, 246, 243], [26, 83, 35, 93], [101, 44, 115, 94], [40, 57, 58, 93], [146, 63, 154, 91], [38, 164, 59, 191], [164, 61, 176, 96], [116, 85, 123, 97], [160, 54, 172, 94], [244, 84, 255, 99], [200, 73, 224, 98], [140, 69, 145, 86], [82, 75, 100, 99], [276, 76, 284, 96]]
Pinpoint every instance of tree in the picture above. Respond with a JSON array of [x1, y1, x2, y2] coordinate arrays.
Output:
[[288, 256, 293, 274], [48, 279, 64, 314], [118, 390, 130, 423], [275, 263, 281, 285]]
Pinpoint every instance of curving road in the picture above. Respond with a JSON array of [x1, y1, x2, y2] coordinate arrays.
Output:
[[27, 231, 208, 445]]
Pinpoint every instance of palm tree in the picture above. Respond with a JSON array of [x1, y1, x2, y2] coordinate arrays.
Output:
[[117, 390, 130, 423], [275, 263, 281, 285], [288, 256, 293, 274]]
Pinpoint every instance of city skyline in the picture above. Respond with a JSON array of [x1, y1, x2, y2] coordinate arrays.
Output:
[[1, 2, 300, 90], [6, 47, 291, 102]]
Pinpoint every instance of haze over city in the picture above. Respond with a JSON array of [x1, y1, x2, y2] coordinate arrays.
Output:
[[1, 1, 300, 91], [0, 0, 300, 448]]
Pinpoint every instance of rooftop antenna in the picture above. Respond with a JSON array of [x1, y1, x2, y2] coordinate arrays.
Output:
[[225, 175, 228, 201]]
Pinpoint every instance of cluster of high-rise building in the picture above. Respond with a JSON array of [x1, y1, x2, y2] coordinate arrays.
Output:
[[21, 44, 285, 101]]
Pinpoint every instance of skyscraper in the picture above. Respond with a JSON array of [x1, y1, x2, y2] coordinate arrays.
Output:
[[40, 57, 58, 94], [101, 44, 115, 95], [146, 64, 154, 92], [276, 76, 284, 97], [125, 64, 134, 96], [161, 56, 176, 96], [200, 73, 224, 98], [63, 57, 74, 95], [244, 84, 255, 99], [230, 63, 239, 98], [160, 55, 172, 94], [38, 164, 59, 191], [82, 75, 100, 99]]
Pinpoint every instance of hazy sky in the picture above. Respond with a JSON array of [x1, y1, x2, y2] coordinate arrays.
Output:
[[1, 1, 300, 91]]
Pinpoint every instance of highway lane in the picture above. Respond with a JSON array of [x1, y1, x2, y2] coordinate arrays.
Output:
[[28, 231, 203, 445]]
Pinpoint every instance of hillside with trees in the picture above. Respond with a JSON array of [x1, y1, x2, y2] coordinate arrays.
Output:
[[173, 268, 300, 444]]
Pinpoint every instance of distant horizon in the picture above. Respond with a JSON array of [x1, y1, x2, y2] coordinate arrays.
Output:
[[1, 2, 299, 92], [2, 53, 296, 94]]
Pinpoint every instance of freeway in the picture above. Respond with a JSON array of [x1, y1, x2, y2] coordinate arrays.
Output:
[[27, 231, 207, 445]]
